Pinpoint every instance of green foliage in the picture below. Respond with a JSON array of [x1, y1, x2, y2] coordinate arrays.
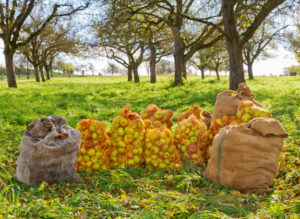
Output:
[[0, 76, 299, 218], [287, 65, 300, 75], [64, 63, 74, 72]]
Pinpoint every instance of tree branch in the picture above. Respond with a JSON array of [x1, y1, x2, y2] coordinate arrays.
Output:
[[16, 2, 89, 48], [184, 34, 223, 62], [239, 0, 285, 46], [182, 13, 227, 37]]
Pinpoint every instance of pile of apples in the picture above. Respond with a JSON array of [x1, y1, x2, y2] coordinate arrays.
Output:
[[209, 115, 238, 137], [204, 115, 239, 159], [76, 119, 110, 173], [174, 115, 207, 164], [237, 100, 272, 123], [109, 107, 145, 169], [140, 104, 173, 129], [145, 126, 182, 170], [177, 104, 205, 123]]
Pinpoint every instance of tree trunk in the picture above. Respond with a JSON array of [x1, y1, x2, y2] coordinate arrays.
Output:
[[132, 65, 140, 83], [4, 50, 17, 88], [39, 65, 46, 82], [128, 66, 133, 81], [45, 68, 51, 80], [226, 39, 245, 89], [150, 47, 156, 83], [26, 63, 30, 80], [50, 69, 53, 78], [34, 65, 40, 82], [222, 0, 245, 90], [215, 67, 220, 80], [247, 62, 254, 79], [173, 27, 186, 85], [200, 67, 205, 79]]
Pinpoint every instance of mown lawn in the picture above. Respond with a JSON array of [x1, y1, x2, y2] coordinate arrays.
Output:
[[0, 76, 299, 218]]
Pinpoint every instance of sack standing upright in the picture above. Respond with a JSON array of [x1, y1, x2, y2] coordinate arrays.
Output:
[[16, 116, 82, 185], [204, 118, 288, 193]]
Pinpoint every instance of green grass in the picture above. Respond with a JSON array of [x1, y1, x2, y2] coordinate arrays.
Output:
[[0, 75, 299, 218]]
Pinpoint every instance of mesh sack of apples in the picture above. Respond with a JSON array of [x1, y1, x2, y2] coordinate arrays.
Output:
[[109, 107, 145, 169], [236, 100, 272, 124], [144, 125, 182, 170], [76, 119, 110, 173], [174, 115, 207, 164], [140, 104, 173, 128]]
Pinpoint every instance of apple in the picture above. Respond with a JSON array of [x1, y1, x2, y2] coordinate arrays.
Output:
[[168, 146, 174, 153], [164, 159, 170, 165], [87, 148, 96, 157], [77, 155, 83, 162], [153, 111, 162, 120], [84, 130, 92, 139], [141, 111, 149, 119], [210, 124, 218, 130], [126, 151, 133, 159], [184, 139, 190, 146], [118, 141, 126, 148], [120, 118, 128, 127], [84, 140, 93, 149], [127, 159, 135, 166], [190, 136, 197, 144], [191, 153, 199, 160], [117, 127, 125, 136], [164, 152, 170, 159], [159, 163, 167, 169], [188, 144, 197, 153], [152, 160, 158, 167], [89, 123, 97, 132], [151, 146, 159, 154], [145, 149, 151, 157], [169, 154, 176, 161], [161, 144, 169, 151], [118, 147, 126, 153], [133, 131, 139, 139], [174, 163, 181, 169], [80, 147, 87, 154], [181, 145, 187, 152], [118, 154, 127, 163], [241, 113, 251, 123], [133, 155, 141, 163]]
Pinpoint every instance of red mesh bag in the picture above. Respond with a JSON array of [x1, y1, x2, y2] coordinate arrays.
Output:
[[109, 107, 145, 169], [144, 126, 182, 170], [76, 119, 110, 173]]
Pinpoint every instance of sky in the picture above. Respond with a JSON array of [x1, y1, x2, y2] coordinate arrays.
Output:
[[0, 39, 298, 77]]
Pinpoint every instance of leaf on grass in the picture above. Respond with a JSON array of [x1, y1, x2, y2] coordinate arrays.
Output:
[[118, 194, 127, 200], [218, 191, 226, 196], [230, 190, 241, 196], [6, 146, 13, 151], [38, 181, 48, 191]]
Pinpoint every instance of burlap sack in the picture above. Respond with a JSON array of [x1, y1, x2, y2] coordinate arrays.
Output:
[[16, 116, 82, 185], [204, 118, 288, 193], [212, 83, 262, 119]]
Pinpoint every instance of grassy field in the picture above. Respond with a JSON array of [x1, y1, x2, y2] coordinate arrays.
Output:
[[0, 76, 299, 218]]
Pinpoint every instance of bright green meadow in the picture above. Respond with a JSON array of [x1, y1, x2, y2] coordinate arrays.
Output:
[[0, 76, 299, 218]]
